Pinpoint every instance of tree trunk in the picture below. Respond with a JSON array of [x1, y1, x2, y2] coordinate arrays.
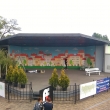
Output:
[[0, 65, 1, 78], [6, 65, 7, 75]]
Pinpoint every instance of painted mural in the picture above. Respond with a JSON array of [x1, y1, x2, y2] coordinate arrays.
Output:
[[9, 46, 96, 68]]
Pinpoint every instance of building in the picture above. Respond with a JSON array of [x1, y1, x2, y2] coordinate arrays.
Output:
[[0, 33, 110, 72]]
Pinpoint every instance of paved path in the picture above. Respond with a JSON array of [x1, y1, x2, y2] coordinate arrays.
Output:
[[26, 69, 110, 91], [0, 91, 110, 110]]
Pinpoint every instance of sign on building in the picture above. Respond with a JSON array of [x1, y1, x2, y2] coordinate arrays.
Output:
[[80, 81, 96, 99], [39, 86, 53, 102], [96, 78, 109, 94], [0, 82, 5, 98]]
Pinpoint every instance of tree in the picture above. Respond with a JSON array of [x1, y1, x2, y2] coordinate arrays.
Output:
[[23, 59, 27, 66], [50, 61, 52, 66], [49, 68, 59, 89], [0, 49, 5, 78], [87, 57, 92, 67], [103, 35, 109, 41], [92, 32, 109, 41], [0, 16, 21, 39], [58, 69, 70, 90], [3, 55, 17, 75], [69, 59, 73, 66], [0, 49, 17, 78]]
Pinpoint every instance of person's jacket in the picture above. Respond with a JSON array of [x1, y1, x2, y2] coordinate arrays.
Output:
[[43, 102, 53, 110], [33, 102, 43, 110]]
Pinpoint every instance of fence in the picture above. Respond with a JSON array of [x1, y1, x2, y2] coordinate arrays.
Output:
[[1, 77, 110, 104], [5, 82, 33, 102], [53, 77, 110, 104], [53, 83, 80, 103]]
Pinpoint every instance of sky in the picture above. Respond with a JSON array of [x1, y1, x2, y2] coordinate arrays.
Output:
[[0, 0, 110, 39]]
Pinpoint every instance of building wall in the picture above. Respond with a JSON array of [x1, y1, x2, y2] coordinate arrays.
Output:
[[95, 46, 104, 71], [9, 46, 96, 68], [104, 45, 110, 72]]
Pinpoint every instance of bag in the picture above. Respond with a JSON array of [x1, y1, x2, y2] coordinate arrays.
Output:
[[33, 103, 39, 110]]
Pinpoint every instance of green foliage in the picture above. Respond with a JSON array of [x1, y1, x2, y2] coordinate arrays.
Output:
[[0, 49, 5, 65], [0, 49, 17, 68], [49, 68, 59, 88], [92, 32, 109, 41], [0, 16, 21, 39], [50, 61, 52, 66], [87, 57, 92, 67], [102, 35, 109, 41], [87, 57, 91, 65], [21, 66, 80, 69], [0, 49, 11, 78], [44, 62, 46, 66], [10, 58, 17, 67], [69, 60, 73, 66], [6, 65, 13, 82], [18, 68, 28, 84], [58, 69, 70, 89], [11, 66, 19, 83], [6, 65, 28, 84], [23, 59, 27, 66]]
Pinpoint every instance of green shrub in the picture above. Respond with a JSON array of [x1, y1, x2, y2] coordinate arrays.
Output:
[[58, 69, 70, 89], [11, 65, 19, 83], [6, 65, 13, 83], [49, 68, 59, 88], [18, 68, 28, 84]]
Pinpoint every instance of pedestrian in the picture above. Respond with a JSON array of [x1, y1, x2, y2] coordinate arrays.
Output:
[[33, 97, 43, 110], [43, 96, 53, 110], [64, 57, 68, 69]]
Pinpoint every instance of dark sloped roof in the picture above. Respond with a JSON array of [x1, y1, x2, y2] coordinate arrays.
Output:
[[0, 33, 109, 47]]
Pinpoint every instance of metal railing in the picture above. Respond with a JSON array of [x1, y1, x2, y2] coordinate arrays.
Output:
[[5, 82, 33, 102], [1, 76, 110, 104], [53, 84, 80, 103]]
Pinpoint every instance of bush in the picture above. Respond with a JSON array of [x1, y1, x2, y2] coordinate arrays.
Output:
[[58, 69, 70, 89], [49, 68, 59, 88], [11, 66, 19, 83], [18, 68, 28, 84], [6, 65, 28, 85], [5, 65, 13, 83]]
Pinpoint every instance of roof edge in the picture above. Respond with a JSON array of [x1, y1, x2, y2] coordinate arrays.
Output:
[[0, 33, 110, 44]]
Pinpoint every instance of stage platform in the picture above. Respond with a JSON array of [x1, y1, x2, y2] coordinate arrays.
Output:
[[26, 69, 110, 92]]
